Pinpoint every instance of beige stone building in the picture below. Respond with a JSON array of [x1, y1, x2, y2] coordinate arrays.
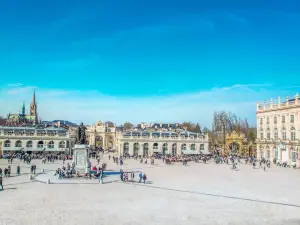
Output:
[[84, 121, 209, 156], [256, 93, 300, 166], [0, 126, 74, 155], [116, 131, 209, 156], [85, 121, 116, 150]]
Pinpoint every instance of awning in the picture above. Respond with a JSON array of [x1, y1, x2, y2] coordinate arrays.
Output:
[[200, 150, 212, 155], [181, 150, 198, 155]]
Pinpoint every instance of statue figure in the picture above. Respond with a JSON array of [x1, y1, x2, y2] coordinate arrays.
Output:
[[76, 122, 87, 144]]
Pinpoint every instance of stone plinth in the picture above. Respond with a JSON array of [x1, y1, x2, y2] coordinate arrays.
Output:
[[73, 144, 91, 173]]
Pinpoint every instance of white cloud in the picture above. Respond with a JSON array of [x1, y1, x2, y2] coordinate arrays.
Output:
[[0, 84, 273, 128], [6, 86, 36, 95], [7, 83, 23, 87]]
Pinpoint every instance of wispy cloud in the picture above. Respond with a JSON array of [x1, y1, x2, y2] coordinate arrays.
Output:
[[0, 83, 287, 127], [6, 86, 36, 95], [8, 83, 23, 87], [223, 13, 248, 25]]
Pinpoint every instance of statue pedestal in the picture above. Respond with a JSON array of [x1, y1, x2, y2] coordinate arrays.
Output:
[[73, 144, 91, 173]]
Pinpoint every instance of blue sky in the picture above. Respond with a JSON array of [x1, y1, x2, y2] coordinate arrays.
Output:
[[0, 0, 299, 127]]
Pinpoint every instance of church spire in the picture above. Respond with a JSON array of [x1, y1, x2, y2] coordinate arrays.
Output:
[[30, 89, 38, 124], [22, 101, 25, 116], [32, 89, 36, 104]]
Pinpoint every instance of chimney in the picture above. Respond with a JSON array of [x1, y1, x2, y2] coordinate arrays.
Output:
[[278, 96, 281, 108], [256, 101, 260, 110], [270, 98, 273, 108], [160, 122, 162, 128], [150, 122, 153, 128], [286, 96, 289, 105], [295, 93, 299, 103]]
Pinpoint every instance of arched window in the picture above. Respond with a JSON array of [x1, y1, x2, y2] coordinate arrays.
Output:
[[275, 147, 279, 161], [181, 144, 186, 151], [133, 143, 139, 155], [266, 146, 270, 159], [123, 142, 129, 155], [4, 140, 11, 147], [37, 141, 44, 148], [190, 143, 196, 151], [162, 143, 168, 155], [291, 127, 296, 141], [143, 143, 148, 156], [200, 144, 204, 150], [172, 143, 177, 156], [15, 140, 22, 147], [26, 141, 33, 148], [153, 143, 158, 150], [292, 148, 296, 163], [48, 141, 54, 149], [59, 141, 65, 148]]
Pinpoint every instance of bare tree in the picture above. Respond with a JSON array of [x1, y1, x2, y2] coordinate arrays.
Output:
[[123, 122, 134, 130], [212, 111, 235, 152]]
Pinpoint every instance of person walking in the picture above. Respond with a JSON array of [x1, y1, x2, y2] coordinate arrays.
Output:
[[120, 169, 124, 181], [142, 173, 147, 184], [131, 171, 135, 182], [0, 176, 3, 191], [0, 168, 2, 178], [17, 165, 20, 176], [8, 165, 11, 177], [139, 172, 143, 183]]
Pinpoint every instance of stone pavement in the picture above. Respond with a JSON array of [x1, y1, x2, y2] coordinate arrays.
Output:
[[1, 156, 300, 225]]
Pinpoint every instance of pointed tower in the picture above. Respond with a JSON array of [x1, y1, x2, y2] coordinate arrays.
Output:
[[22, 102, 26, 116], [30, 89, 39, 123]]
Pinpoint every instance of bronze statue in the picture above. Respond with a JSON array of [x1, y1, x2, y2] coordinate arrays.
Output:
[[76, 122, 87, 144]]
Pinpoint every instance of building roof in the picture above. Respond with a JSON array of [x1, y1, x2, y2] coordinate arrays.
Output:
[[0, 126, 67, 132]]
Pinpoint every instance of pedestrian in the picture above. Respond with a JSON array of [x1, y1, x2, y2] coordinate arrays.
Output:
[[139, 172, 143, 183], [8, 165, 11, 177], [99, 170, 103, 184], [131, 171, 135, 182], [120, 169, 124, 181], [0, 176, 3, 191], [142, 173, 147, 184], [0, 168, 2, 177], [17, 165, 20, 176]]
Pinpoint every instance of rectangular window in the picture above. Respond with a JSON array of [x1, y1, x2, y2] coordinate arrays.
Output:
[[282, 132, 286, 140], [291, 115, 295, 123], [267, 117, 269, 124], [260, 133, 264, 140], [291, 132, 296, 141], [274, 132, 278, 140], [260, 118, 263, 125], [274, 117, 277, 124], [267, 132, 270, 140], [282, 116, 285, 123]]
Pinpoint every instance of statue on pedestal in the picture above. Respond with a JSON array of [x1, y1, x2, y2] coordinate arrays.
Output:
[[76, 122, 87, 145]]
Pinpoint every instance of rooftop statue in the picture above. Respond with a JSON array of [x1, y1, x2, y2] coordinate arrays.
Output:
[[76, 122, 87, 144]]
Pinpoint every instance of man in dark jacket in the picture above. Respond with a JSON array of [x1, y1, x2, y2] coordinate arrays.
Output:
[[0, 176, 3, 190]]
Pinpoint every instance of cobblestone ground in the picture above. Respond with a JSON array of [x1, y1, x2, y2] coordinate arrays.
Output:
[[1, 156, 300, 225]]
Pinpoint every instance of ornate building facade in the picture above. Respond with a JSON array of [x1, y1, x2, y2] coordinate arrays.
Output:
[[83, 121, 209, 156], [6, 90, 39, 125], [225, 131, 256, 156], [0, 126, 74, 155], [116, 131, 209, 156], [256, 93, 300, 166], [85, 121, 116, 150]]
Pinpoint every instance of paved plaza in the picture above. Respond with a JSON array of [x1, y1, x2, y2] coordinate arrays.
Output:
[[1, 156, 300, 225]]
